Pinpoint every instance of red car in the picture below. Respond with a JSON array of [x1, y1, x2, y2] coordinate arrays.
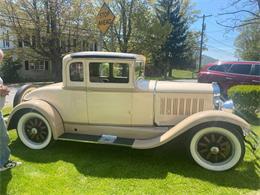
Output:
[[198, 61, 260, 97]]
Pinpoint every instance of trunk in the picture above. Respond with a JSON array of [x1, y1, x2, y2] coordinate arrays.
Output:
[[168, 67, 173, 78], [51, 57, 62, 82]]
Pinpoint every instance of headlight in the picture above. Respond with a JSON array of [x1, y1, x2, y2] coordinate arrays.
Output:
[[212, 83, 222, 109], [212, 82, 234, 112]]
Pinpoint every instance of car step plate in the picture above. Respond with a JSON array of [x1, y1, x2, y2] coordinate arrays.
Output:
[[58, 133, 134, 147]]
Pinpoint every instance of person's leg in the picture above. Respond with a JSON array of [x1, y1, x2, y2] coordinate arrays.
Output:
[[0, 112, 10, 168]]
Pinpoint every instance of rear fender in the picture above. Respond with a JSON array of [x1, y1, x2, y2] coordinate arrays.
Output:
[[7, 100, 64, 140], [132, 110, 250, 149]]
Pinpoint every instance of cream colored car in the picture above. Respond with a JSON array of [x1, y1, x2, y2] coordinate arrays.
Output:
[[7, 52, 258, 171]]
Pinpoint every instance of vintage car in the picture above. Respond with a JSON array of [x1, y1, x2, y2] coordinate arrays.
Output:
[[7, 52, 258, 171]]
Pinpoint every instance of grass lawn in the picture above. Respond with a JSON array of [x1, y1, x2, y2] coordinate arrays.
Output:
[[0, 107, 259, 195], [146, 69, 197, 80]]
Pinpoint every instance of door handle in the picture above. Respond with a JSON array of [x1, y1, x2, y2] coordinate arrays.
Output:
[[225, 77, 232, 80]]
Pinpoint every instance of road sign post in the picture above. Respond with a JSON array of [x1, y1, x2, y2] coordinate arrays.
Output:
[[96, 3, 115, 51]]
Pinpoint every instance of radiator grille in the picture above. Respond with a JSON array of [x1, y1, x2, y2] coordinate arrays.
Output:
[[160, 97, 205, 116]]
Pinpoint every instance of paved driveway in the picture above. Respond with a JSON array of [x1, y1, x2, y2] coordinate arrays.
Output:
[[5, 86, 18, 107]]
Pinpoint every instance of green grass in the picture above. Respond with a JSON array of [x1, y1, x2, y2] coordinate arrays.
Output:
[[0, 109, 259, 194], [146, 69, 197, 80], [172, 69, 197, 79]]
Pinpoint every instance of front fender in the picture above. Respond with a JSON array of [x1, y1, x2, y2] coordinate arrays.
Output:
[[132, 110, 250, 149], [7, 100, 64, 140]]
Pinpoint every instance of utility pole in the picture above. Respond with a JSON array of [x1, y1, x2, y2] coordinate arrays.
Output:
[[198, 14, 212, 71]]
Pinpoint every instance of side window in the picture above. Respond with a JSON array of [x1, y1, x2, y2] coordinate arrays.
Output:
[[89, 62, 129, 83], [208, 65, 217, 71], [70, 62, 84, 82], [251, 65, 260, 76], [228, 64, 252, 75], [209, 64, 231, 72]]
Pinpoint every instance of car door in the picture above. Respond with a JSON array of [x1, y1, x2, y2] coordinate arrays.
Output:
[[251, 64, 260, 85], [225, 63, 253, 89], [86, 59, 134, 125]]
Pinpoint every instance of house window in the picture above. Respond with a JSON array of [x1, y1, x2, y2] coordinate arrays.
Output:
[[89, 62, 129, 83], [32, 35, 36, 48], [23, 35, 31, 47], [6, 30, 10, 48], [25, 61, 29, 70], [18, 39, 23, 47], [26, 61, 46, 71], [70, 62, 84, 82]]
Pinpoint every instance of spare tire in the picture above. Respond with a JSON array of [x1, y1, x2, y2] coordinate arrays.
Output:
[[13, 84, 37, 107]]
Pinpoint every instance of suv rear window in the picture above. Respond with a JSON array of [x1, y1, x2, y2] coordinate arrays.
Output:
[[228, 64, 252, 75], [208, 64, 231, 72], [251, 64, 260, 76]]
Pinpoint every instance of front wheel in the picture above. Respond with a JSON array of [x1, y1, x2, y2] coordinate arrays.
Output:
[[189, 123, 245, 171], [17, 112, 52, 149]]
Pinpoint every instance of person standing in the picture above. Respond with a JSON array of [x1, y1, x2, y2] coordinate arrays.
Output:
[[0, 49, 21, 172]]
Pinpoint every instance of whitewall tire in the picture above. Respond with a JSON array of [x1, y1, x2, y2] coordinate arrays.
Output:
[[189, 125, 245, 171], [17, 112, 52, 149]]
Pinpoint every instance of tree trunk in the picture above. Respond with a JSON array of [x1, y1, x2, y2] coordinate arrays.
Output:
[[168, 67, 173, 78], [51, 57, 62, 82]]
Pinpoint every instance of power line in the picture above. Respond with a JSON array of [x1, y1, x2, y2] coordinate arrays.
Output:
[[207, 34, 235, 49], [207, 44, 235, 55]]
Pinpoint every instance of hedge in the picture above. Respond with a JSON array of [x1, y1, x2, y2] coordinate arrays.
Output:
[[228, 85, 260, 122]]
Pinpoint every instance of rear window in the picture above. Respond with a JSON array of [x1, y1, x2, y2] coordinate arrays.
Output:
[[208, 64, 231, 72], [228, 64, 252, 75], [70, 62, 84, 82], [251, 64, 260, 76]]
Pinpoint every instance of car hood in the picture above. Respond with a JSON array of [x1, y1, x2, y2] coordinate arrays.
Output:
[[135, 80, 213, 94], [155, 81, 213, 94]]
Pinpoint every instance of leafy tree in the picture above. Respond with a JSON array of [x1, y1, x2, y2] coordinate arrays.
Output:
[[0, 0, 96, 81], [235, 22, 260, 61], [155, 0, 190, 78]]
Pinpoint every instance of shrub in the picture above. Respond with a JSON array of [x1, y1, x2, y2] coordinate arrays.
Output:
[[228, 85, 260, 123], [0, 55, 22, 83]]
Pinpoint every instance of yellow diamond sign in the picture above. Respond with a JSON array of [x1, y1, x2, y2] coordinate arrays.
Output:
[[96, 3, 115, 34]]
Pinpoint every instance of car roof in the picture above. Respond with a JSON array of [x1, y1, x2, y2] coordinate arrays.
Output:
[[67, 51, 146, 61], [206, 61, 260, 67]]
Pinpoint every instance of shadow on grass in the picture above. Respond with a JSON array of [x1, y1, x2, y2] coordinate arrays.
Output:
[[6, 136, 260, 191], [0, 169, 12, 195]]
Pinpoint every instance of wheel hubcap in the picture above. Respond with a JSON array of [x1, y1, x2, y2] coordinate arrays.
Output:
[[24, 117, 49, 143], [197, 132, 233, 163]]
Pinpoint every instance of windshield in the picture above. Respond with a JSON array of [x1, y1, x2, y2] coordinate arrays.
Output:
[[135, 61, 145, 80]]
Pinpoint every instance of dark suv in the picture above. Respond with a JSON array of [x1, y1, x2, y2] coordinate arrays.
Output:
[[198, 61, 260, 97]]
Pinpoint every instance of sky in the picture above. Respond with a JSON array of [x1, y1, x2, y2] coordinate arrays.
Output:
[[191, 0, 243, 61]]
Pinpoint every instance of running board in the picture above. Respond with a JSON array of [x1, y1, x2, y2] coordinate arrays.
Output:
[[57, 133, 135, 147]]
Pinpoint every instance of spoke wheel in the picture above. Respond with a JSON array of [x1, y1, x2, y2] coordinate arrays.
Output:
[[197, 133, 233, 164], [17, 112, 52, 149], [189, 125, 245, 171]]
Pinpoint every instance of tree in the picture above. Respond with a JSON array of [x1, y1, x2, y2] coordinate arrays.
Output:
[[103, 0, 171, 63], [0, 0, 97, 81], [155, 0, 192, 78], [0, 51, 22, 83], [217, 0, 260, 29], [235, 22, 260, 61]]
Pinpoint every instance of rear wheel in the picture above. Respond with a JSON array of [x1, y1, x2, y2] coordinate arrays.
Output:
[[189, 123, 245, 171], [17, 112, 52, 149]]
